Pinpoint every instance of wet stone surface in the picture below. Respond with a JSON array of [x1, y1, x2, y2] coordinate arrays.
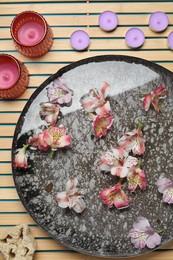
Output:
[[12, 57, 173, 257]]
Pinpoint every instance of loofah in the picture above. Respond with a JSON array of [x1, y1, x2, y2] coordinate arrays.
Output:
[[0, 224, 36, 260]]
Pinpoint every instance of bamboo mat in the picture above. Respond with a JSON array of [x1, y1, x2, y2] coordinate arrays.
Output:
[[0, 1, 173, 259]]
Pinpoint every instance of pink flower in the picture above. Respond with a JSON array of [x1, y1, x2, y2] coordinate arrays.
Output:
[[40, 102, 60, 125], [127, 167, 147, 192], [56, 178, 86, 213], [100, 147, 138, 178], [118, 126, 145, 155], [28, 135, 39, 150], [142, 86, 168, 113], [42, 126, 71, 151], [156, 177, 173, 204], [80, 81, 111, 116], [14, 145, 28, 169], [91, 113, 113, 138], [28, 132, 49, 151], [100, 183, 130, 209], [47, 78, 73, 105], [129, 216, 161, 249], [37, 132, 50, 151]]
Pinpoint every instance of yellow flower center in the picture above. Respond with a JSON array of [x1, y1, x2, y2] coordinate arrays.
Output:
[[108, 192, 116, 203], [95, 117, 107, 132], [53, 130, 62, 142], [128, 175, 141, 186]]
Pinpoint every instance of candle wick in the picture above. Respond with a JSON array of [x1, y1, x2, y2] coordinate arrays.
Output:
[[157, 20, 161, 25], [78, 39, 82, 43], [134, 36, 138, 41], [28, 31, 35, 39], [2, 73, 9, 81], [107, 19, 111, 23]]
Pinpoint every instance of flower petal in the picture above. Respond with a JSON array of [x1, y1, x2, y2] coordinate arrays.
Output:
[[80, 93, 97, 112], [72, 197, 86, 213], [113, 189, 130, 209], [58, 135, 71, 148], [163, 187, 173, 204], [124, 156, 138, 168], [146, 233, 161, 249], [14, 146, 28, 169], [111, 166, 129, 178], [143, 94, 152, 111], [156, 177, 173, 193], [112, 147, 128, 159], [40, 103, 60, 125], [47, 78, 73, 105], [99, 152, 114, 171], [129, 230, 148, 249], [100, 187, 116, 206], [127, 167, 147, 191], [93, 114, 113, 138], [66, 178, 78, 194], [100, 81, 110, 99], [152, 99, 160, 113], [118, 135, 133, 152], [152, 86, 165, 97], [133, 216, 151, 231], [38, 132, 49, 151], [95, 101, 111, 116], [56, 191, 69, 208]]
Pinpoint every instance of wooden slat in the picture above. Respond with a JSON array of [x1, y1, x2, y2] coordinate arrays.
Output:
[[0, 176, 14, 187], [0, 114, 19, 124], [0, 138, 12, 149], [0, 201, 25, 212], [161, 63, 173, 72], [26, 64, 64, 75], [0, 251, 172, 260], [1, 26, 173, 39], [36, 239, 67, 251], [0, 163, 12, 174], [0, 189, 19, 200], [0, 151, 11, 161], [0, 3, 173, 15], [0, 201, 25, 213], [0, 126, 15, 136], [1, 14, 173, 27], [28, 76, 47, 86], [0, 39, 169, 52], [0, 102, 26, 112], [0, 213, 35, 225], [3, 50, 172, 63]]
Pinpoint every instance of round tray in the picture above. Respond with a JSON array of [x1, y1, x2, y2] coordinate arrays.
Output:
[[12, 55, 173, 258]]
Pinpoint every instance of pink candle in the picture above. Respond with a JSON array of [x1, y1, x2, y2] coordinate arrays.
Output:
[[10, 11, 53, 58], [149, 12, 169, 32], [18, 21, 45, 46], [0, 54, 29, 100], [0, 62, 20, 89]]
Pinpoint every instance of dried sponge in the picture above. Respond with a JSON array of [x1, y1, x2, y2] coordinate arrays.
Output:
[[0, 224, 36, 260]]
